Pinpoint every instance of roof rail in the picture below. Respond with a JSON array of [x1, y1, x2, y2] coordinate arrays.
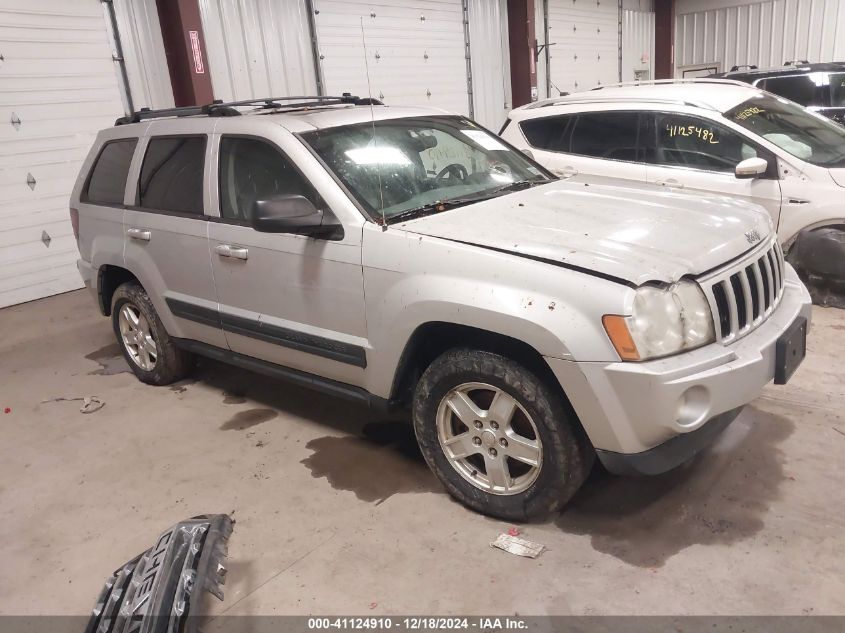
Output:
[[784, 59, 810, 66], [590, 78, 754, 90], [114, 93, 383, 126], [526, 95, 715, 111]]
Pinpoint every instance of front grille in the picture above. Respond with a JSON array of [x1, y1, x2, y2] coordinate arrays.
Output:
[[700, 239, 785, 343]]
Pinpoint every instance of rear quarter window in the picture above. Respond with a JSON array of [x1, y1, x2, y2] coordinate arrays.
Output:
[[519, 116, 572, 150], [83, 139, 138, 205]]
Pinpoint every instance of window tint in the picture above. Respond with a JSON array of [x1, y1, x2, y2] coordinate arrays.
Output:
[[653, 114, 760, 172], [519, 116, 572, 151], [219, 137, 320, 221], [84, 139, 137, 205], [569, 112, 640, 161], [830, 73, 845, 106], [138, 136, 206, 214], [760, 75, 828, 107]]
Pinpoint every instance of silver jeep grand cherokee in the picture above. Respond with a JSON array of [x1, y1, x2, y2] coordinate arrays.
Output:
[[71, 96, 812, 520]]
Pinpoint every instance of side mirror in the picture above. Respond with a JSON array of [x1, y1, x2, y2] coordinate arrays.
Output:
[[251, 194, 343, 240], [735, 157, 769, 179]]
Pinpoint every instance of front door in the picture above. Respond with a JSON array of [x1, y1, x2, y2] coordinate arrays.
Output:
[[208, 135, 368, 387], [123, 133, 226, 349], [644, 112, 783, 226]]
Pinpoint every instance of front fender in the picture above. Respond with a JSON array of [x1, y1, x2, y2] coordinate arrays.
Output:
[[362, 226, 626, 398]]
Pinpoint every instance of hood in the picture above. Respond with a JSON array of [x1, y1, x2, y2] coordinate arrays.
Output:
[[829, 168, 845, 188], [395, 181, 773, 286]]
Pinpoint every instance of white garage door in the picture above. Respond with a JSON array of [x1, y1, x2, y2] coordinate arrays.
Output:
[[0, 0, 125, 308], [312, 0, 471, 116], [547, 0, 620, 94]]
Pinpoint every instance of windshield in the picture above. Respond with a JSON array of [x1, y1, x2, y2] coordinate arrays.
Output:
[[725, 96, 845, 167], [302, 116, 551, 223]]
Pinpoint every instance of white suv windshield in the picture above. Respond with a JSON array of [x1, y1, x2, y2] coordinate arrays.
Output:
[[725, 96, 845, 167], [302, 116, 550, 223]]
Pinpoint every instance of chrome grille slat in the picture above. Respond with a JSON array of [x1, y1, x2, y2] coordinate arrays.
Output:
[[699, 238, 785, 344], [721, 279, 739, 339], [751, 261, 765, 322], [738, 269, 754, 330], [762, 252, 776, 313]]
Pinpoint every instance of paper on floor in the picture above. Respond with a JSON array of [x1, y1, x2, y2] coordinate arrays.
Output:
[[490, 533, 545, 558]]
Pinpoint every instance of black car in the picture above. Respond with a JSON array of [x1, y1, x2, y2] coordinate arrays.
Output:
[[710, 62, 845, 125]]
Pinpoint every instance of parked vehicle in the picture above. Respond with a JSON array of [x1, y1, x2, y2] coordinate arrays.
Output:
[[72, 96, 811, 520], [500, 79, 845, 288], [710, 62, 845, 125]]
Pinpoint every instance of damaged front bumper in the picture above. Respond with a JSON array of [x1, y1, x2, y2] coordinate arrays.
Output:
[[85, 514, 233, 633]]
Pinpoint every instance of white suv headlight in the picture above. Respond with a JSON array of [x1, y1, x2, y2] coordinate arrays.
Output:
[[603, 281, 715, 361]]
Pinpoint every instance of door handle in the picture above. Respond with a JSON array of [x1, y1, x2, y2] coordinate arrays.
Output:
[[655, 179, 684, 189], [553, 166, 579, 178], [127, 228, 151, 241], [215, 244, 248, 260]]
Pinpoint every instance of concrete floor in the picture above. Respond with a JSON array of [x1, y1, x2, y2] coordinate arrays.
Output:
[[1, 289, 844, 616]]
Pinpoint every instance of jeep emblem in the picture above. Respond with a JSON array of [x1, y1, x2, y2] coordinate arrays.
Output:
[[745, 229, 762, 244]]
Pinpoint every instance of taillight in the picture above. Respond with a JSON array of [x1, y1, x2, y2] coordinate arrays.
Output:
[[70, 207, 79, 241]]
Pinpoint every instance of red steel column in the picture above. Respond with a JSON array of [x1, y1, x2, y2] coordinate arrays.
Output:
[[155, 0, 214, 106], [507, 0, 537, 108], [654, 0, 675, 79]]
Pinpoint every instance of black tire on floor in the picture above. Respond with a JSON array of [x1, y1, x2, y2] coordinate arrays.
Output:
[[111, 281, 193, 385], [413, 348, 594, 521]]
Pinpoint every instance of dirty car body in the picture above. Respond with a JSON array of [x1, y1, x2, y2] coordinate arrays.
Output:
[[71, 98, 812, 520]]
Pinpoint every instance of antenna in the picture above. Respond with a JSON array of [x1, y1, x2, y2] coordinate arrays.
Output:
[[360, 17, 387, 230]]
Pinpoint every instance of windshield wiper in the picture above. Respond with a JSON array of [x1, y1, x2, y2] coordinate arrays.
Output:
[[387, 180, 541, 224]]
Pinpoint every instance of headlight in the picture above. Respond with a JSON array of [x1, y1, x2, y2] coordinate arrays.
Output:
[[602, 281, 715, 361]]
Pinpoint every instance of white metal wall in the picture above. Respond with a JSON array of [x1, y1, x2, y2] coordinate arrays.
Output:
[[546, 0, 621, 93], [622, 8, 654, 81], [467, 0, 511, 129], [111, 0, 174, 110], [199, 0, 319, 101], [0, 0, 125, 308], [675, 0, 845, 74], [312, 0, 471, 116]]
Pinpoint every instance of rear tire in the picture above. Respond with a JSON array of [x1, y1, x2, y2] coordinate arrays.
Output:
[[111, 282, 192, 385], [412, 348, 594, 521]]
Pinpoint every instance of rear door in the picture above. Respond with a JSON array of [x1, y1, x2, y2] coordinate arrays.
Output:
[[644, 112, 783, 225], [123, 124, 226, 348], [517, 111, 648, 185]]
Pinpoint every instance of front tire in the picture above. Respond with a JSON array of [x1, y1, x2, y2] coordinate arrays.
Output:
[[413, 348, 594, 521], [111, 282, 192, 385]]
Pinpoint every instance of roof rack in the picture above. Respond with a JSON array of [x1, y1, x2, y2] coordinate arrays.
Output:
[[589, 78, 754, 90], [115, 93, 383, 126], [729, 64, 758, 72], [784, 59, 810, 66]]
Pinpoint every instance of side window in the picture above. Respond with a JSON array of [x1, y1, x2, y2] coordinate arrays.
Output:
[[83, 139, 138, 205], [760, 75, 828, 107], [138, 136, 206, 214], [219, 137, 321, 222], [653, 114, 761, 172], [569, 112, 641, 161], [830, 73, 845, 106], [518, 116, 572, 151]]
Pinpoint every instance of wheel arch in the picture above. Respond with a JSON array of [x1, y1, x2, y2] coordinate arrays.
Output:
[[389, 322, 579, 420], [97, 265, 140, 316]]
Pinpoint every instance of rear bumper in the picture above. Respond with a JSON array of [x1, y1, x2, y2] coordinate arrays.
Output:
[[85, 515, 233, 633], [547, 265, 812, 462]]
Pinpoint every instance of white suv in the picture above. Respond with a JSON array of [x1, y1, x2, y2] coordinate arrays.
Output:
[[501, 80, 845, 283]]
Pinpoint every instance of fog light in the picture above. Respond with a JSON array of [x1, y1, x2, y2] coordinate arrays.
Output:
[[676, 386, 710, 428]]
